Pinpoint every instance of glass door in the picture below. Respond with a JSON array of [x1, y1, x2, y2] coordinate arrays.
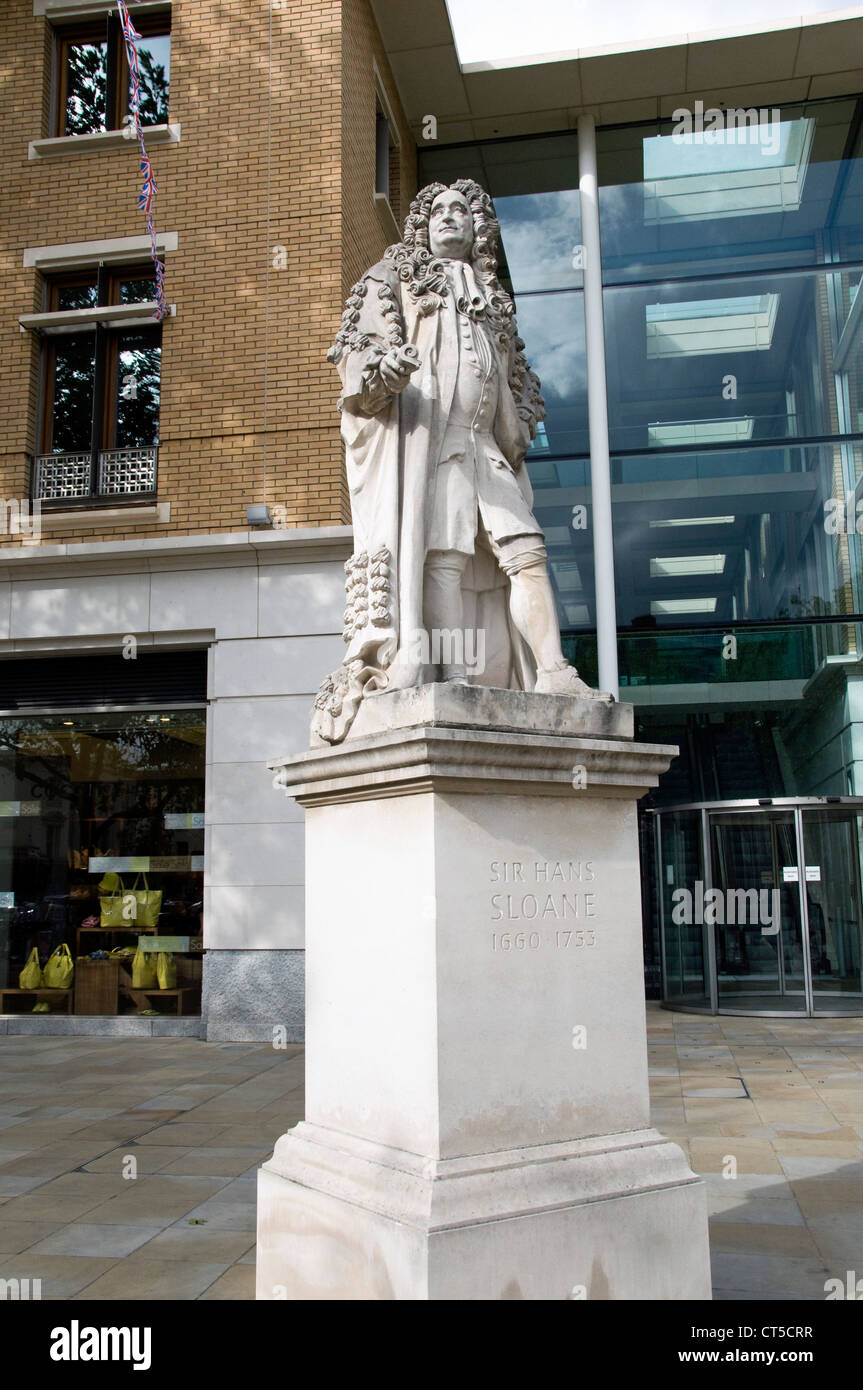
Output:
[[710, 810, 807, 1012], [801, 809, 863, 1014], [657, 809, 710, 1008]]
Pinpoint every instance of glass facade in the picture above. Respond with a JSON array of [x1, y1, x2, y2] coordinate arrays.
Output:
[[0, 710, 204, 1017], [421, 94, 863, 1010]]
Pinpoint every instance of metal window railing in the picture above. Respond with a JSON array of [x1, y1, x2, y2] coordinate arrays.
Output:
[[97, 447, 158, 495], [33, 447, 158, 502]]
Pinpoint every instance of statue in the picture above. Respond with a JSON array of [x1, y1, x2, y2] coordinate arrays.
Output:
[[312, 178, 610, 745]]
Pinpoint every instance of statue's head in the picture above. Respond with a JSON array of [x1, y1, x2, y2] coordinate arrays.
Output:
[[428, 188, 473, 260], [403, 179, 501, 275]]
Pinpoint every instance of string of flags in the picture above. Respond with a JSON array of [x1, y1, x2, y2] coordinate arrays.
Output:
[[117, 0, 167, 320]]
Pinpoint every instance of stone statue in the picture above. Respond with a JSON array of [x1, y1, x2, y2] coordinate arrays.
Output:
[[312, 178, 609, 745]]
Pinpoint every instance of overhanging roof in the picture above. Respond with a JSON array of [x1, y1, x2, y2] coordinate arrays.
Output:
[[370, 1, 863, 141]]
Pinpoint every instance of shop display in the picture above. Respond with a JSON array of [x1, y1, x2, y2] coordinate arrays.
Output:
[[0, 709, 205, 1016]]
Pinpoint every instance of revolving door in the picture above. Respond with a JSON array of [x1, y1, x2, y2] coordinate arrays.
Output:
[[650, 799, 863, 1016]]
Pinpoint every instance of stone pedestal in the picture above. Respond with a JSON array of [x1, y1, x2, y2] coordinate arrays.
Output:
[[257, 685, 711, 1300]]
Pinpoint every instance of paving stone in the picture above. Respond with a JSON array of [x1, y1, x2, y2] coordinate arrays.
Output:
[[29, 1222, 166, 1258], [0, 1253, 118, 1298], [73, 1257, 230, 1300], [199, 1264, 256, 1299]]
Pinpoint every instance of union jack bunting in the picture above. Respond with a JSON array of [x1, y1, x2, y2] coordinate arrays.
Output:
[[116, 0, 166, 320], [138, 156, 157, 214]]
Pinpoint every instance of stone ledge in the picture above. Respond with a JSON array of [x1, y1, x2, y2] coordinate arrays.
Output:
[[271, 717, 678, 805], [0, 1014, 203, 1037], [263, 1120, 701, 1230], [348, 681, 631, 741], [29, 124, 181, 160]]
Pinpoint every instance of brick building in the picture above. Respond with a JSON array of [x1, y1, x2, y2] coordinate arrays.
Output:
[[0, 0, 415, 1039], [1, 0, 862, 1034]]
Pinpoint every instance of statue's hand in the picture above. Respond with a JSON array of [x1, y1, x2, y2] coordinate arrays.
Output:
[[379, 345, 421, 394]]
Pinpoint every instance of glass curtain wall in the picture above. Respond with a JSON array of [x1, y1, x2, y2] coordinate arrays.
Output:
[[599, 99, 863, 800], [422, 98, 863, 1011], [421, 97, 863, 801]]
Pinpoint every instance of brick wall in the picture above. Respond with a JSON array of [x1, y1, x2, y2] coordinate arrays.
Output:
[[341, 0, 416, 298], [0, 0, 415, 547]]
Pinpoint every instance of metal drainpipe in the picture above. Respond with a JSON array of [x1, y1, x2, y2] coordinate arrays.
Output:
[[577, 113, 619, 699]]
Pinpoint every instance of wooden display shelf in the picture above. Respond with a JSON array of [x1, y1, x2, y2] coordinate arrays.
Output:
[[76, 924, 159, 952], [0, 987, 73, 1014], [119, 982, 200, 1016]]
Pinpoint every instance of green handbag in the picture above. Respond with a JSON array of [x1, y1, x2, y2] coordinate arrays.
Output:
[[129, 873, 162, 928]]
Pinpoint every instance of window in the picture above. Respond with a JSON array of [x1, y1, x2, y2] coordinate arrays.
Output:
[[55, 10, 170, 137], [375, 111, 390, 198], [35, 266, 161, 503], [373, 78, 400, 223]]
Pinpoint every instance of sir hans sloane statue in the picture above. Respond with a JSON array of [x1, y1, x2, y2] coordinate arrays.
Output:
[[313, 179, 610, 744], [262, 188, 712, 1304]]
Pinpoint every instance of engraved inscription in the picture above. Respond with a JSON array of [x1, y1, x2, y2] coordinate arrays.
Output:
[[489, 861, 599, 949], [490, 860, 595, 883], [491, 928, 597, 951]]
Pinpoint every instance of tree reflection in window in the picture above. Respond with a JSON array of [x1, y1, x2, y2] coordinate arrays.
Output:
[[64, 40, 108, 136], [59, 24, 169, 137], [51, 336, 96, 453], [120, 277, 158, 304], [57, 283, 99, 312], [129, 37, 170, 127], [115, 336, 161, 449]]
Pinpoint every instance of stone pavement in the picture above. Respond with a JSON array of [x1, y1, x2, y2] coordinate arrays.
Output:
[[0, 1036, 304, 1300], [0, 1004, 861, 1299], [651, 1005, 863, 1301]]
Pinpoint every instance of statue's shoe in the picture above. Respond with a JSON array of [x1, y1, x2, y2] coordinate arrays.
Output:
[[535, 663, 614, 700], [381, 655, 423, 691]]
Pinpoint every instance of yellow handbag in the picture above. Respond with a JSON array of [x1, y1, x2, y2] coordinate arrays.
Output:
[[131, 947, 157, 989], [19, 947, 43, 989], [156, 951, 176, 989], [43, 943, 74, 989], [130, 874, 162, 928], [100, 875, 127, 927]]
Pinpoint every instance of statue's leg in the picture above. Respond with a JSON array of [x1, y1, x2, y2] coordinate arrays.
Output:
[[498, 537, 607, 697], [423, 549, 471, 683]]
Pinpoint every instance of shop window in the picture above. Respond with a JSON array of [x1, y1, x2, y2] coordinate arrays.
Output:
[[0, 709, 205, 1018], [55, 10, 171, 138], [35, 266, 161, 503]]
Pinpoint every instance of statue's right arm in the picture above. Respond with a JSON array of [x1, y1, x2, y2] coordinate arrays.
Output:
[[330, 263, 416, 418], [340, 343, 393, 417]]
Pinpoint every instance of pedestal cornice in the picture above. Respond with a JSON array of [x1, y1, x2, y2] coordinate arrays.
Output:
[[269, 685, 678, 805]]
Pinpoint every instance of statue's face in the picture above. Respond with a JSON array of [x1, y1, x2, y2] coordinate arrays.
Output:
[[428, 189, 473, 260]]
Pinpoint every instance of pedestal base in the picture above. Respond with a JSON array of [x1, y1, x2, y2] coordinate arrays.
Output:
[[257, 1122, 710, 1300], [261, 686, 711, 1300]]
